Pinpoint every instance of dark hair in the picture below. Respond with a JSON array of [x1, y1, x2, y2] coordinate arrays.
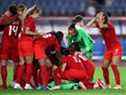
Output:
[[9, 4, 17, 15], [103, 12, 108, 24], [69, 42, 80, 53], [68, 24, 76, 30], [96, 10, 109, 24], [72, 15, 83, 24], [55, 31, 64, 42]]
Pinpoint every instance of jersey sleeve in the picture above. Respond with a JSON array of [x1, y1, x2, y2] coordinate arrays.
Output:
[[79, 28, 93, 52], [66, 35, 72, 46]]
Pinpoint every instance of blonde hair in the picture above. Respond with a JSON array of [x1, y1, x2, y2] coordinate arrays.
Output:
[[17, 4, 27, 12]]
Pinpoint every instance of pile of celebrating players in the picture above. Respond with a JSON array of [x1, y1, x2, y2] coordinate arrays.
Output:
[[0, 4, 122, 90]]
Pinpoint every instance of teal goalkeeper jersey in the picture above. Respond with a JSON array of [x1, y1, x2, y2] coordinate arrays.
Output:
[[67, 26, 94, 58]]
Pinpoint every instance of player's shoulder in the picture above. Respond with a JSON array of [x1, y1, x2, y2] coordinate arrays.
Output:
[[25, 16, 34, 23]]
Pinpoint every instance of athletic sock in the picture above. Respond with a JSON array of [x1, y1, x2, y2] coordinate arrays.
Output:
[[111, 64, 120, 85], [1, 65, 7, 88], [25, 63, 33, 84], [40, 64, 49, 87], [16, 64, 23, 84], [101, 67, 110, 85]]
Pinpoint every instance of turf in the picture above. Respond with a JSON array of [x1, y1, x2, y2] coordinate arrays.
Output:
[[0, 65, 126, 95]]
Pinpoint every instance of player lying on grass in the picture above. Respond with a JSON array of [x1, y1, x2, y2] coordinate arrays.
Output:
[[50, 43, 105, 90], [87, 10, 122, 89]]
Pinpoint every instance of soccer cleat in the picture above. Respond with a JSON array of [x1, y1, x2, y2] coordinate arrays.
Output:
[[113, 85, 122, 89], [0, 84, 7, 90], [14, 83, 23, 90], [106, 84, 111, 89], [95, 79, 105, 89], [12, 81, 16, 87], [24, 84, 32, 90], [36, 85, 43, 90]]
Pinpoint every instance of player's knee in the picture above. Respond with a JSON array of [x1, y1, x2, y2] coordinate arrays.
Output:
[[19, 59, 25, 65], [101, 63, 108, 68], [0, 60, 7, 66], [112, 56, 120, 65], [38, 58, 45, 64]]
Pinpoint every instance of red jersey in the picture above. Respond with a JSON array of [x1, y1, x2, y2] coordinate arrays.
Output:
[[20, 16, 36, 41], [98, 22, 121, 50], [35, 32, 60, 52], [62, 54, 88, 70], [0, 15, 21, 40]]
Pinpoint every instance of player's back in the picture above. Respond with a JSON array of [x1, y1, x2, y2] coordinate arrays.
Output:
[[99, 22, 121, 50]]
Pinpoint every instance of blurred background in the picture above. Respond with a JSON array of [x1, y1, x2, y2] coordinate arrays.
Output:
[[0, 0, 126, 62]]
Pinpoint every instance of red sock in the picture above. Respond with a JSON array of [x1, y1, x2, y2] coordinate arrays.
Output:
[[82, 80, 94, 89], [40, 64, 49, 87], [25, 64, 33, 84], [16, 64, 23, 83], [1, 65, 7, 87], [32, 66, 38, 87], [38, 70, 42, 85], [101, 67, 110, 85], [111, 64, 120, 85], [53, 68, 62, 85]]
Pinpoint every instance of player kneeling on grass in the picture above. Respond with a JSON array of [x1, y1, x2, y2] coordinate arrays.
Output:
[[51, 43, 105, 90], [34, 31, 63, 90]]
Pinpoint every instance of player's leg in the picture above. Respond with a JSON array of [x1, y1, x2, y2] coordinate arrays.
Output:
[[24, 55, 33, 89], [0, 41, 10, 89], [11, 39, 19, 84], [111, 48, 122, 89], [32, 58, 40, 87], [34, 42, 50, 89], [101, 51, 111, 88], [53, 67, 62, 85], [14, 56, 24, 90], [38, 58, 50, 90], [0, 59, 7, 89]]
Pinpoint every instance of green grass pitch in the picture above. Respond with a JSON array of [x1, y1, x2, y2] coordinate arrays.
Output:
[[0, 65, 126, 95]]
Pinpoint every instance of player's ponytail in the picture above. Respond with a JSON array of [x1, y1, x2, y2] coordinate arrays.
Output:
[[8, 4, 17, 16]]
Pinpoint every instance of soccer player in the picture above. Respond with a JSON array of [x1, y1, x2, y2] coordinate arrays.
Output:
[[0, 5, 21, 89], [88, 11, 122, 89], [67, 16, 94, 59], [52, 43, 105, 90], [34, 31, 61, 90], [14, 6, 42, 90]]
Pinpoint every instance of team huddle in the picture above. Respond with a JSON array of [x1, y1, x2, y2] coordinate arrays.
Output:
[[0, 4, 122, 90]]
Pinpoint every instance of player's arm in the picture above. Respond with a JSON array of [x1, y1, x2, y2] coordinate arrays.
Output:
[[98, 22, 108, 28], [86, 17, 97, 27], [61, 63, 67, 72], [79, 29, 93, 52], [25, 27, 41, 36], [23, 5, 36, 20]]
